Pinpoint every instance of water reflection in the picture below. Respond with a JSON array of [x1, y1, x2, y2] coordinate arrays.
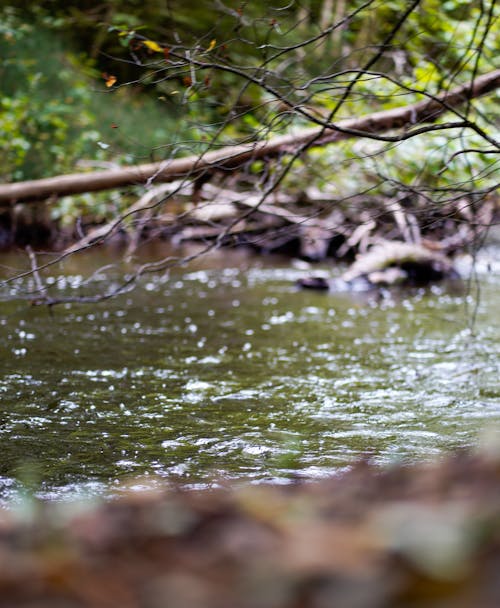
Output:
[[0, 245, 499, 500]]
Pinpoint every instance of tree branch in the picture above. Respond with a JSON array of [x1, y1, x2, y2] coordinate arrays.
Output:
[[0, 69, 498, 206]]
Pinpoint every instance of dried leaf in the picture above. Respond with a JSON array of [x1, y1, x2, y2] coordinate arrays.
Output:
[[102, 73, 117, 88]]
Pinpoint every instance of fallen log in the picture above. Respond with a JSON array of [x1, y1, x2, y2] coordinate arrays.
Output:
[[0, 69, 499, 205]]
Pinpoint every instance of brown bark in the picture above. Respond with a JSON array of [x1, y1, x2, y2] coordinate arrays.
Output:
[[0, 69, 498, 205]]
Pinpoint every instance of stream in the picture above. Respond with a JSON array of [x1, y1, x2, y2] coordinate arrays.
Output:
[[0, 244, 499, 502]]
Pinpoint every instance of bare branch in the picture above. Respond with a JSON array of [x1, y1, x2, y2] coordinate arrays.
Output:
[[0, 69, 498, 206]]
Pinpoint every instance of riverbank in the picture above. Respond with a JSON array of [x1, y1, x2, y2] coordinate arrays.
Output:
[[1, 448, 500, 607], [1, 187, 497, 263]]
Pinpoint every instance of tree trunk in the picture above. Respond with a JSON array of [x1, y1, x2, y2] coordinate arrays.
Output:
[[0, 69, 498, 206]]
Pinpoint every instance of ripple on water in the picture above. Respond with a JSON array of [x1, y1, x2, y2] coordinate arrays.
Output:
[[0, 249, 499, 499]]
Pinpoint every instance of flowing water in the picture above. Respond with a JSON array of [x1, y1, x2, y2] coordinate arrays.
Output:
[[0, 244, 499, 501]]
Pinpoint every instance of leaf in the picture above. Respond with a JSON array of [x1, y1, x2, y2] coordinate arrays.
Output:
[[206, 39, 216, 52], [143, 39, 163, 53], [102, 73, 117, 88]]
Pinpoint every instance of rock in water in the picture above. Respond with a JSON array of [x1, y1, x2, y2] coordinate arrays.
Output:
[[296, 276, 330, 290]]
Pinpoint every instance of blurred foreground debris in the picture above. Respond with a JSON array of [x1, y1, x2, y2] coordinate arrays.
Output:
[[2, 451, 500, 607]]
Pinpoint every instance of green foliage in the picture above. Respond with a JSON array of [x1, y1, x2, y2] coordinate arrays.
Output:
[[0, 0, 497, 226], [400, 0, 498, 93], [0, 8, 100, 181], [0, 6, 185, 222]]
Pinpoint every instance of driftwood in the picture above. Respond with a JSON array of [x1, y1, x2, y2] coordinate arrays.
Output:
[[63, 180, 347, 256], [0, 69, 499, 205], [342, 240, 458, 282], [298, 240, 459, 290], [63, 181, 191, 254]]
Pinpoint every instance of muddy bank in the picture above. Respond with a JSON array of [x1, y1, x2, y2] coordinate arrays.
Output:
[[2, 449, 500, 607]]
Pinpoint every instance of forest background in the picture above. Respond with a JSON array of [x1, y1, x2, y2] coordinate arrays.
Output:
[[0, 0, 498, 257]]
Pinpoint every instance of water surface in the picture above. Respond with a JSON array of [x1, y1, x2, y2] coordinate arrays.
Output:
[[0, 245, 499, 501]]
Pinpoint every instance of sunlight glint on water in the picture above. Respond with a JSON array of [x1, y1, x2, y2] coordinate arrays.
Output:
[[0, 248, 499, 501]]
